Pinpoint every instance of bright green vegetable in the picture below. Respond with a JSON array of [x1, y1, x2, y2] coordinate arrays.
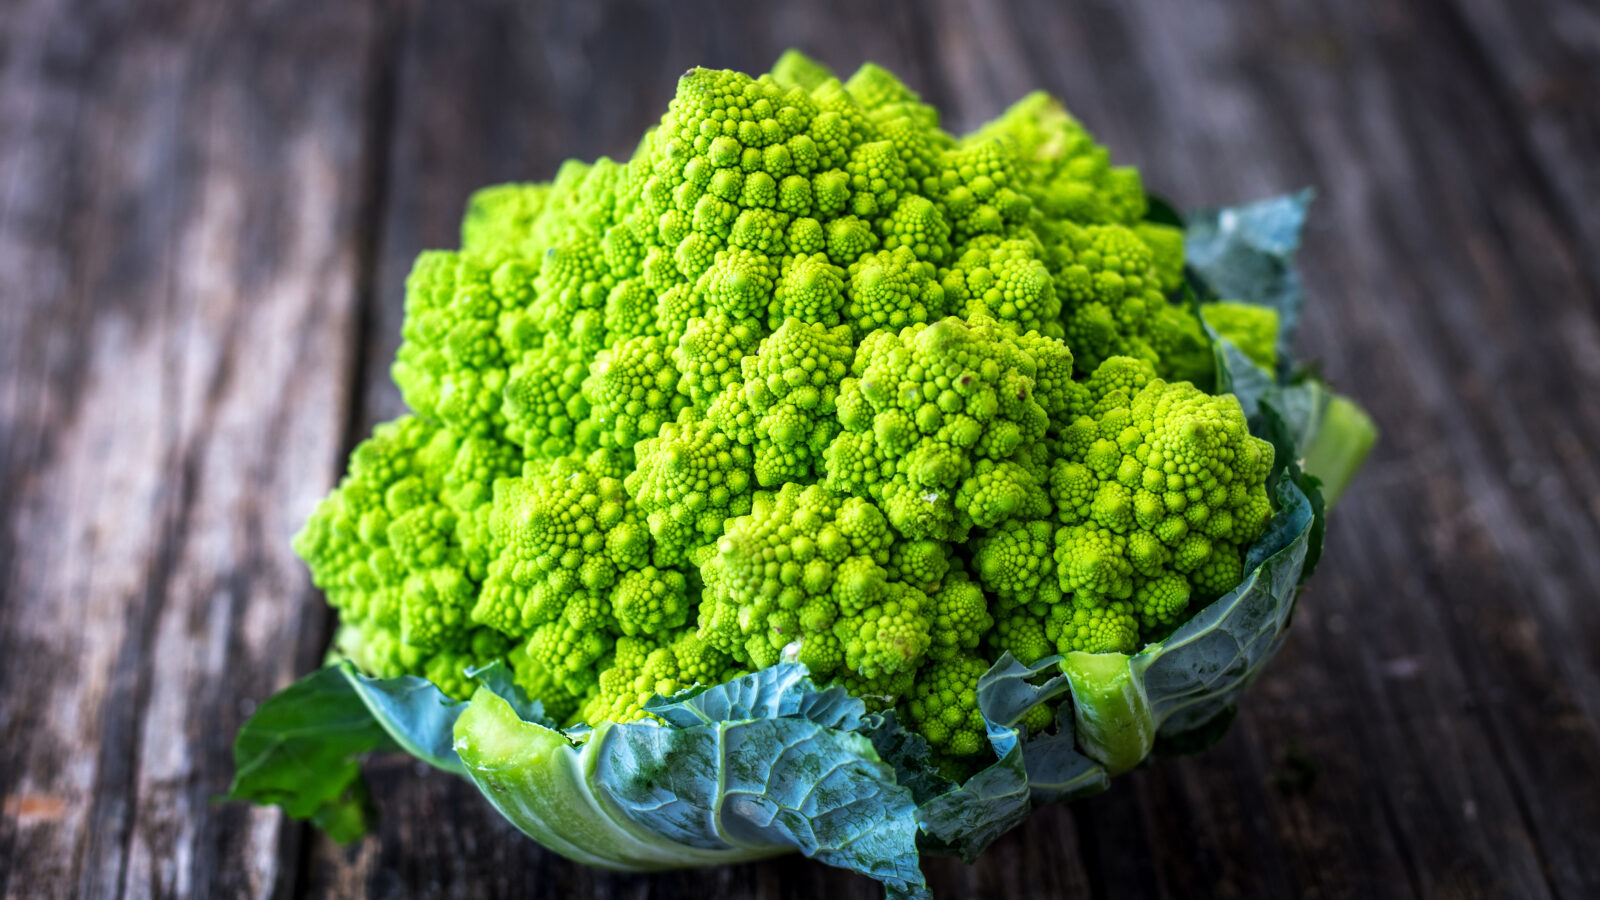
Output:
[[1204, 301, 1280, 370], [232, 51, 1374, 898]]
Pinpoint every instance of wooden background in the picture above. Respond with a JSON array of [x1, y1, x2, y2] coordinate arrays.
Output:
[[3, 0, 1598, 897]]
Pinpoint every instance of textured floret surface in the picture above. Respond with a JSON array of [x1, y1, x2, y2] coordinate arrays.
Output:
[[298, 52, 1277, 765]]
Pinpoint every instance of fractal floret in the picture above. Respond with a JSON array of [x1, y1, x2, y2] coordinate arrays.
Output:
[[235, 51, 1375, 899]]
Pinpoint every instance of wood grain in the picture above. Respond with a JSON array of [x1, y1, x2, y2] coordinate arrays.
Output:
[[0, 0, 385, 896], [2, 0, 1597, 897]]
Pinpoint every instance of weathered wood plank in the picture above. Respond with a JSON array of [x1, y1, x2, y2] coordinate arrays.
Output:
[[1443, 0, 1600, 275], [1198, 0, 1596, 894], [1287, 1, 1600, 894], [0, 0, 385, 896]]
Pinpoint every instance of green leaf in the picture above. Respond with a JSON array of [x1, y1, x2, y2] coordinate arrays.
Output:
[[973, 652, 1072, 730], [1264, 373, 1329, 445], [1298, 392, 1378, 507], [341, 657, 561, 775], [1058, 651, 1153, 775], [1143, 192, 1185, 228], [465, 660, 553, 726], [310, 778, 378, 844], [454, 667, 932, 898], [1258, 376, 1375, 509], [1300, 472, 1329, 583], [1015, 712, 1110, 804], [453, 690, 716, 870], [227, 666, 397, 842], [228, 658, 548, 840]]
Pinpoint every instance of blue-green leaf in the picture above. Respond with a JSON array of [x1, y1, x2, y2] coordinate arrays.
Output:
[[916, 655, 1107, 862], [341, 666, 467, 774], [1186, 190, 1312, 374], [342, 658, 557, 775], [454, 667, 931, 898], [1187, 191, 1374, 510], [1216, 335, 1277, 419], [1138, 478, 1313, 735], [465, 659, 553, 725], [645, 663, 864, 730], [860, 710, 952, 806], [1277, 385, 1377, 508], [915, 742, 1033, 862], [1057, 478, 1314, 769]]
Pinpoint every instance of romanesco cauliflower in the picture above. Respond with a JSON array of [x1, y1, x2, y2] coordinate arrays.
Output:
[[293, 50, 1283, 768]]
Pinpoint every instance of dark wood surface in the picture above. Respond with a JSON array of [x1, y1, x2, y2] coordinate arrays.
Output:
[[3, 0, 1598, 897]]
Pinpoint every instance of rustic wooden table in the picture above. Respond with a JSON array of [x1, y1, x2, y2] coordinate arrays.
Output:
[[3, 0, 1598, 897]]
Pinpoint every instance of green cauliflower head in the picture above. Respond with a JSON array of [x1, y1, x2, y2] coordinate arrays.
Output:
[[295, 52, 1282, 759]]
